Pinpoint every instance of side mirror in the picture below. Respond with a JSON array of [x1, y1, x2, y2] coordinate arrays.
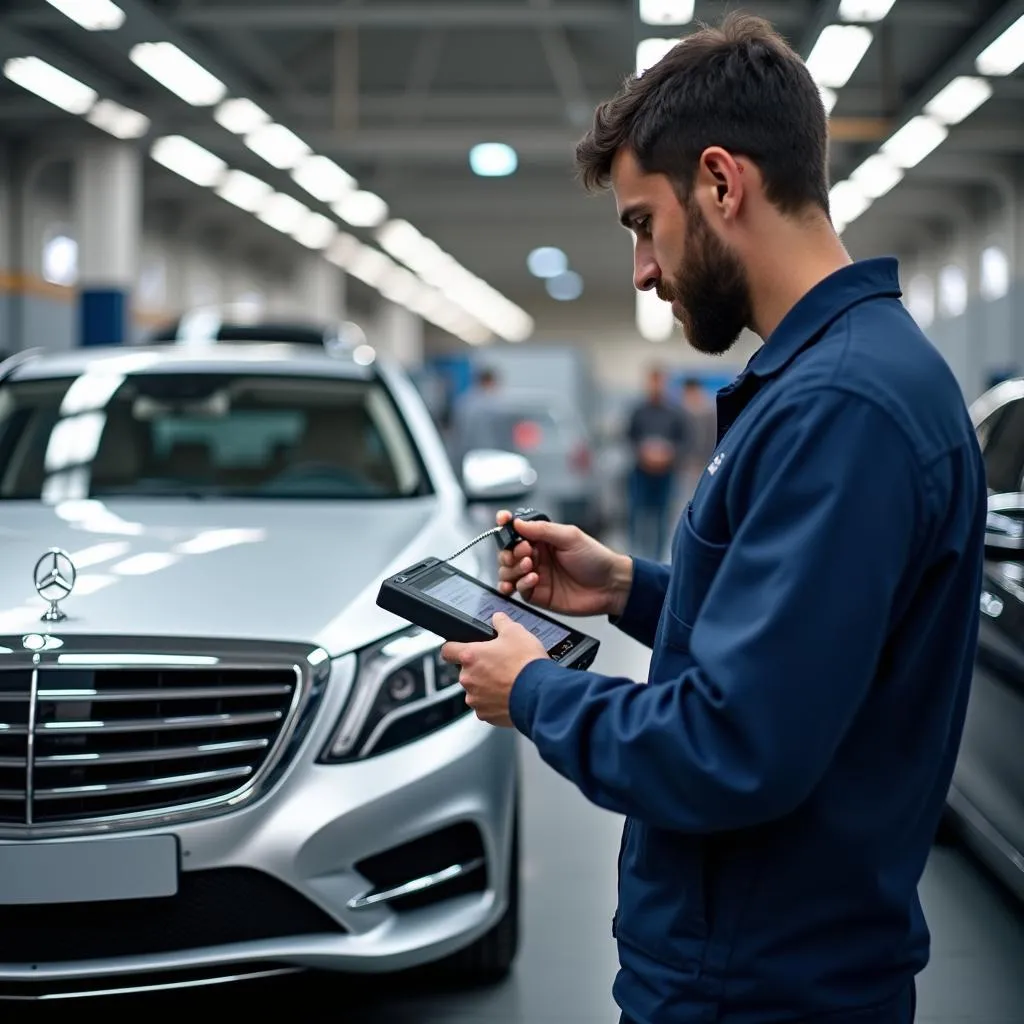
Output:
[[461, 449, 537, 505], [985, 492, 1024, 557]]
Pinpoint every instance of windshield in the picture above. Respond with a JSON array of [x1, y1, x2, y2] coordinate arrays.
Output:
[[0, 371, 431, 501]]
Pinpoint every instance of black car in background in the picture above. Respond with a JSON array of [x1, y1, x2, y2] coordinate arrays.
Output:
[[944, 379, 1024, 901]]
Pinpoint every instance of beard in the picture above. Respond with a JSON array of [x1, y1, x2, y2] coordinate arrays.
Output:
[[657, 197, 753, 356]]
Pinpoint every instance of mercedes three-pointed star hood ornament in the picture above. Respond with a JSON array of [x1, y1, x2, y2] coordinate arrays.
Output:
[[34, 548, 77, 623]]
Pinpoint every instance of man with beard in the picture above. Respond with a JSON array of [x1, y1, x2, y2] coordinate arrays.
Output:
[[440, 12, 987, 1024]]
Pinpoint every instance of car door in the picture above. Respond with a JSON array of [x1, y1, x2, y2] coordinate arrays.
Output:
[[953, 393, 1024, 892]]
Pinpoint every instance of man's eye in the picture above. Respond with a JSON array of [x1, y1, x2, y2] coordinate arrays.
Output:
[[634, 217, 651, 235]]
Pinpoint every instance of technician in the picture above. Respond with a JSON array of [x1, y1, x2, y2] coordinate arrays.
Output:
[[440, 13, 988, 1024]]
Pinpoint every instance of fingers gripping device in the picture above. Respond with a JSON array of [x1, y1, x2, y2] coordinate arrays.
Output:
[[375, 508, 600, 670]]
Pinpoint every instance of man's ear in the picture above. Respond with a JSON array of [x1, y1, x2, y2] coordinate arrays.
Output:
[[697, 146, 745, 222]]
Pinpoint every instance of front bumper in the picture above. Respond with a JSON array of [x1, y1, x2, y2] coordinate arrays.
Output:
[[0, 652, 519, 997]]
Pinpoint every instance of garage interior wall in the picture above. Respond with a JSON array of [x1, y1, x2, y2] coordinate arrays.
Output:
[[1, 143, 1021, 405]]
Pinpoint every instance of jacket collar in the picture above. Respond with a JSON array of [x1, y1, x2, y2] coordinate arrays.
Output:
[[712, 258, 903, 443], [745, 256, 903, 380]]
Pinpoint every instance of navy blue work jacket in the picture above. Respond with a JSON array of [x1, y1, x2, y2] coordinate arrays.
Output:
[[509, 258, 988, 1024]]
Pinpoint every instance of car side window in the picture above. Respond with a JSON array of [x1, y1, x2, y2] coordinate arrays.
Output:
[[980, 398, 1024, 494]]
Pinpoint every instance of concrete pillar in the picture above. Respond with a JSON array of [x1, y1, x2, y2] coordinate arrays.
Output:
[[73, 140, 141, 346], [375, 300, 423, 368], [301, 256, 345, 323]]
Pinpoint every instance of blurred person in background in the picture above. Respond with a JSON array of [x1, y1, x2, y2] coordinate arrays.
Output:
[[626, 365, 687, 559], [439, 12, 986, 1024], [449, 365, 502, 466], [678, 376, 717, 499]]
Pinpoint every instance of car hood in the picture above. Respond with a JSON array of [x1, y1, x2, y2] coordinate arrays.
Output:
[[0, 498, 487, 656]]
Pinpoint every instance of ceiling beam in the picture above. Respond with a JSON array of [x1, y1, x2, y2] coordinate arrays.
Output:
[[0, 100, 890, 137], [141, 0, 978, 30], [166, 2, 629, 30], [3, 0, 976, 31], [530, 0, 592, 128], [941, 125, 1024, 153], [798, 0, 841, 58], [176, 113, 900, 164]]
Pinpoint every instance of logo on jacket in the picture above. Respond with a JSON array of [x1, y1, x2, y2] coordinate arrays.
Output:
[[706, 452, 725, 476], [34, 548, 77, 623]]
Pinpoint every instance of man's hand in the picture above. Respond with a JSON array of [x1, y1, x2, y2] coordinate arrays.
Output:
[[441, 613, 549, 728], [495, 510, 634, 619]]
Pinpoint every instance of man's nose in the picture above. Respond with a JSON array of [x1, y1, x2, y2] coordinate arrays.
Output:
[[633, 250, 660, 293]]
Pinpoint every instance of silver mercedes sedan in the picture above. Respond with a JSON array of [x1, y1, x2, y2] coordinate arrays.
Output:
[[0, 330, 533, 1000]]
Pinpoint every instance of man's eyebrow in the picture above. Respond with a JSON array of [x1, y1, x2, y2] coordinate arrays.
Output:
[[618, 204, 645, 229]]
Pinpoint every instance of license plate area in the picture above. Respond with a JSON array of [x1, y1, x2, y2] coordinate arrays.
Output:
[[0, 835, 179, 905]]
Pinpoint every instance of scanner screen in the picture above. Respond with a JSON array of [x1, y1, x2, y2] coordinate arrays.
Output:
[[421, 572, 571, 651]]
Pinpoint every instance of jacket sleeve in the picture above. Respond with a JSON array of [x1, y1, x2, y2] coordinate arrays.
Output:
[[609, 557, 671, 650], [508, 388, 926, 832]]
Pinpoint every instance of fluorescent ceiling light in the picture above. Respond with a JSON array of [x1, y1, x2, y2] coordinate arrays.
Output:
[[938, 263, 968, 319], [291, 155, 357, 203], [130, 42, 226, 107], [244, 122, 311, 169], [379, 266, 423, 307], [639, 0, 694, 25], [880, 114, 948, 168], [333, 189, 389, 228], [440, 272, 533, 342], [346, 246, 397, 288], [500, 304, 534, 342], [292, 212, 337, 250], [86, 98, 149, 139], [527, 246, 568, 278], [376, 220, 450, 275], [426, 302, 491, 345], [819, 85, 838, 116], [151, 135, 227, 187], [838, 0, 896, 21], [214, 97, 269, 134], [924, 75, 992, 125], [216, 169, 272, 212], [257, 192, 310, 234], [456, 323, 493, 346], [980, 245, 1010, 301], [469, 142, 518, 177], [975, 14, 1024, 76], [636, 37, 677, 75], [849, 153, 903, 198], [46, 0, 124, 30], [3, 57, 96, 115], [546, 271, 584, 302], [806, 25, 873, 88], [326, 232, 363, 270], [636, 288, 674, 342], [366, 216, 532, 342], [829, 180, 871, 226], [403, 284, 439, 319], [376, 219, 427, 262]]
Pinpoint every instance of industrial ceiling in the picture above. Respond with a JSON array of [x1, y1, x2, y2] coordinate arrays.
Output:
[[0, 0, 1022, 343]]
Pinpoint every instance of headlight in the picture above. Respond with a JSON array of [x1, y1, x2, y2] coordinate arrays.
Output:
[[320, 627, 470, 762]]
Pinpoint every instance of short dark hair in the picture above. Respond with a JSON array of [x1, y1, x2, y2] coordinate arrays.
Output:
[[477, 366, 498, 386], [574, 12, 829, 216]]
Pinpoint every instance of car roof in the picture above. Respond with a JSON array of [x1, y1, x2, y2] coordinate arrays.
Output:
[[148, 319, 339, 346], [3, 343, 377, 383]]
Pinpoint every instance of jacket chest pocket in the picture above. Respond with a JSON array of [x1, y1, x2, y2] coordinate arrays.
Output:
[[661, 504, 730, 651]]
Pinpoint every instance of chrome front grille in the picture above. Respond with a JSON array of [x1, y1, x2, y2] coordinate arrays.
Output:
[[0, 637, 327, 833]]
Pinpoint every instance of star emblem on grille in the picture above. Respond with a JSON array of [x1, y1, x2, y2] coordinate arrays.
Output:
[[33, 548, 77, 623]]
